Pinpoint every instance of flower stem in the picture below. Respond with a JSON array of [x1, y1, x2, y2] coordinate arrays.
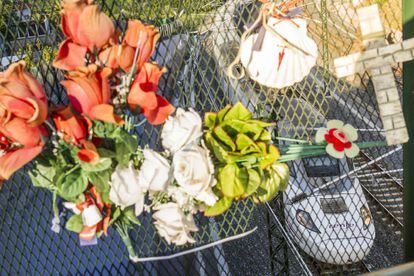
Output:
[[274, 137, 310, 144], [116, 223, 137, 259], [278, 150, 327, 163], [278, 140, 388, 163], [52, 191, 60, 225]]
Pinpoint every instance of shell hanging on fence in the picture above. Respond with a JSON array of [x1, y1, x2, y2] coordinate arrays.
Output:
[[240, 17, 318, 89]]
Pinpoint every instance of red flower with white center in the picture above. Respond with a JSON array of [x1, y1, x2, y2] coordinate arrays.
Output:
[[315, 120, 360, 159]]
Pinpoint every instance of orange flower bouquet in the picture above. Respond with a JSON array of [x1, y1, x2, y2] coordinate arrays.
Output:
[[0, 0, 175, 259]]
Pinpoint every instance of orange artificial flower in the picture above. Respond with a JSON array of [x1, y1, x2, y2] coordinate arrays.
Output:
[[0, 117, 45, 180], [98, 44, 136, 72], [142, 96, 175, 126], [52, 105, 91, 144], [52, 105, 100, 164], [53, 39, 88, 71], [61, 64, 124, 125], [127, 62, 165, 110], [60, 0, 91, 44], [123, 20, 160, 71], [77, 140, 99, 164], [127, 62, 174, 125], [76, 5, 116, 51], [55, 0, 115, 70], [0, 61, 48, 126], [61, 0, 115, 51]]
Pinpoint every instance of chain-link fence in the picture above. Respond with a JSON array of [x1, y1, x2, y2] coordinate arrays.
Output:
[[0, 0, 405, 275]]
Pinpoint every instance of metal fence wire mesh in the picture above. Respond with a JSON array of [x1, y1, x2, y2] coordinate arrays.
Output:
[[0, 0, 405, 275]]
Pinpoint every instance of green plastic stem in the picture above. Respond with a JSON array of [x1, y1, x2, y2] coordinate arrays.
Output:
[[116, 223, 137, 259], [278, 140, 387, 163]]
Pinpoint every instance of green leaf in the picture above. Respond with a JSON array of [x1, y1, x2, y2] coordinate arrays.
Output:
[[109, 207, 122, 226], [236, 134, 261, 155], [115, 141, 130, 167], [257, 142, 267, 153], [235, 133, 256, 151], [222, 120, 263, 139], [65, 214, 83, 233], [224, 102, 252, 121], [258, 164, 289, 202], [204, 112, 217, 129], [259, 145, 280, 169], [58, 170, 88, 200], [101, 189, 110, 204], [273, 163, 290, 191], [77, 194, 86, 204], [245, 168, 262, 196], [258, 130, 272, 141], [204, 197, 233, 216], [123, 208, 141, 226], [97, 148, 117, 158], [246, 120, 274, 128], [258, 173, 280, 203], [113, 128, 138, 166], [217, 105, 231, 122], [88, 169, 111, 193], [29, 159, 56, 189], [214, 126, 236, 151], [205, 132, 228, 163], [117, 130, 138, 152], [256, 186, 268, 196], [81, 157, 112, 172], [93, 121, 117, 138], [219, 164, 245, 198], [226, 153, 257, 165], [240, 145, 261, 156], [269, 144, 281, 157]]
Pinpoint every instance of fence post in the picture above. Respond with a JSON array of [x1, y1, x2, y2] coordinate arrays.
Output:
[[403, 0, 414, 262]]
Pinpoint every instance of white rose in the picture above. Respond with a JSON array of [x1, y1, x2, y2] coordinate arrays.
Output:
[[161, 108, 202, 153], [110, 162, 145, 216], [138, 149, 171, 192], [153, 202, 198, 246], [167, 185, 198, 214], [173, 143, 217, 206]]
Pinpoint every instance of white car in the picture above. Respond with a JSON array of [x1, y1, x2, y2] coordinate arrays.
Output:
[[283, 155, 375, 264]]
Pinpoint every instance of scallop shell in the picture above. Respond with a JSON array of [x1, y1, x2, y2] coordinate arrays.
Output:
[[240, 17, 318, 89]]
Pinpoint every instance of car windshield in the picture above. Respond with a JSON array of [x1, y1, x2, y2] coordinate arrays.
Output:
[[303, 156, 340, 177], [302, 155, 353, 193]]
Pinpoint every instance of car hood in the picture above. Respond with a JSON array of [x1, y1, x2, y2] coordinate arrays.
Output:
[[285, 191, 374, 240]]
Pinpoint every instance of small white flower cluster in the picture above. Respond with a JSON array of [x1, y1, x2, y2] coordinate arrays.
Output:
[[109, 108, 217, 246]]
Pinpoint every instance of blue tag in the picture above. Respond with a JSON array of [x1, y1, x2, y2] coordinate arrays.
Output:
[[80, 236, 98, 247]]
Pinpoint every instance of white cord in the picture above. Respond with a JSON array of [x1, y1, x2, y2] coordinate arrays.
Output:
[[129, 226, 258, 263]]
